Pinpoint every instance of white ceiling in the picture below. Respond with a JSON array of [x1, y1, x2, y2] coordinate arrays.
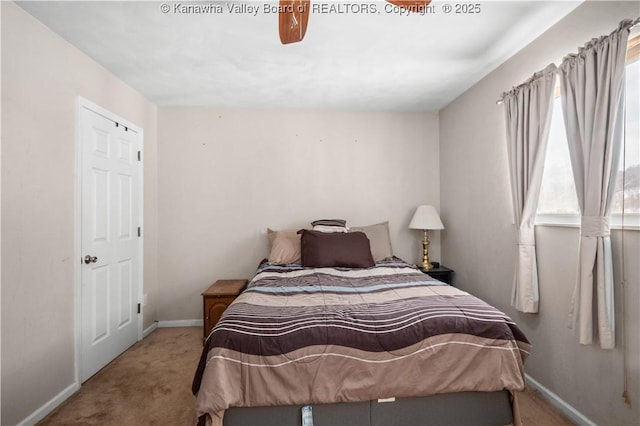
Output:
[[18, 1, 582, 111]]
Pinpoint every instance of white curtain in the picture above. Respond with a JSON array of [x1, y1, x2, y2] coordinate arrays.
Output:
[[561, 20, 633, 349], [503, 64, 558, 313]]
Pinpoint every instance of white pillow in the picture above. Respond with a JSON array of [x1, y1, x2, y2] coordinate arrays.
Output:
[[312, 224, 349, 233]]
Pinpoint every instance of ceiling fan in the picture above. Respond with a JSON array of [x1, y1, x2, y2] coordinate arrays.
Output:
[[278, 0, 433, 44]]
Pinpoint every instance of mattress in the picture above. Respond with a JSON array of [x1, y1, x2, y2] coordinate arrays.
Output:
[[193, 258, 530, 426]]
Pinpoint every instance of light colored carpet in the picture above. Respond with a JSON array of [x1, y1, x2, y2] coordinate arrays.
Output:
[[38, 327, 575, 426], [518, 387, 576, 426], [39, 327, 200, 426]]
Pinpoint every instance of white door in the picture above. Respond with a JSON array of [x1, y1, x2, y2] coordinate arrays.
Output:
[[80, 105, 140, 382]]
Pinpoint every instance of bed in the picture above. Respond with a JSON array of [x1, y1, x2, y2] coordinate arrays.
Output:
[[192, 250, 531, 426]]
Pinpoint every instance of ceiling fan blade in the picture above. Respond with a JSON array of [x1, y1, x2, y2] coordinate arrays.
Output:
[[279, 0, 310, 44], [386, 0, 432, 13]]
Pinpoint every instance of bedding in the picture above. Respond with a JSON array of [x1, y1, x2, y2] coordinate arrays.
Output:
[[310, 219, 347, 227], [311, 224, 349, 233], [311, 219, 349, 233], [193, 258, 530, 426]]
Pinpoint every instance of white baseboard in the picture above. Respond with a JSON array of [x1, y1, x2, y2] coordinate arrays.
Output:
[[525, 374, 595, 426], [17, 381, 79, 426], [143, 322, 158, 338], [157, 319, 203, 328]]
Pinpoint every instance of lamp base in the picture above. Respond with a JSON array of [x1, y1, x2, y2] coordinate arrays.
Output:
[[419, 263, 434, 271], [418, 263, 439, 273], [419, 230, 433, 271]]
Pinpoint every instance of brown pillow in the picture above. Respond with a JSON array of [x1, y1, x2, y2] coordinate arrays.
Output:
[[267, 229, 301, 264], [299, 230, 375, 268], [350, 222, 393, 261]]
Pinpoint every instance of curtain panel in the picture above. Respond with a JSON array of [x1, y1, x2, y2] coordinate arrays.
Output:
[[503, 63, 557, 313], [560, 20, 633, 349]]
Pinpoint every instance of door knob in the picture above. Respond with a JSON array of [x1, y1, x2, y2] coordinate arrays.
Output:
[[84, 255, 98, 264]]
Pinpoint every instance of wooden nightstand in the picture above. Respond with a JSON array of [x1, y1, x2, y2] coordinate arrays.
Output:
[[419, 265, 454, 285], [202, 279, 247, 340]]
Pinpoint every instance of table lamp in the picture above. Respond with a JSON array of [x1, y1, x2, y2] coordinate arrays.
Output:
[[408, 205, 444, 271]]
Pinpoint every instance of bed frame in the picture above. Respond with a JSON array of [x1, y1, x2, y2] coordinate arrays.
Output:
[[223, 391, 514, 426]]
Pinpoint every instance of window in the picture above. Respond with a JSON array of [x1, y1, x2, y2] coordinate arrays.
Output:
[[612, 50, 640, 217], [536, 94, 579, 217], [536, 32, 640, 228]]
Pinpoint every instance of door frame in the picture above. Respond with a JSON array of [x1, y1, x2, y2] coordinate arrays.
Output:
[[74, 96, 144, 385]]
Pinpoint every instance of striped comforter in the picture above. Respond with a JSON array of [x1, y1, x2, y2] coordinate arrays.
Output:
[[193, 259, 530, 426]]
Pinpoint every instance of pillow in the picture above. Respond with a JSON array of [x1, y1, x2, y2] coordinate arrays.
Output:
[[310, 219, 347, 227], [267, 229, 301, 264], [299, 229, 375, 268], [350, 222, 393, 261], [312, 224, 349, 233]]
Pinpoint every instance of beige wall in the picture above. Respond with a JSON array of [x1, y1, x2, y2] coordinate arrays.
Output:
[[0, 2, 3, 423], [440, 2, 640, 425], [158, 108, 440, 321], [1, 3, 159, 424]]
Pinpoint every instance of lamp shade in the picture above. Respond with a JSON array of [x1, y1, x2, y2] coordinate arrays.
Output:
[[408, 205, 444, 230]]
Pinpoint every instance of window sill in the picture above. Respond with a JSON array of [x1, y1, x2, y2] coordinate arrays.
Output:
[[535, 214, 640, 231]]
